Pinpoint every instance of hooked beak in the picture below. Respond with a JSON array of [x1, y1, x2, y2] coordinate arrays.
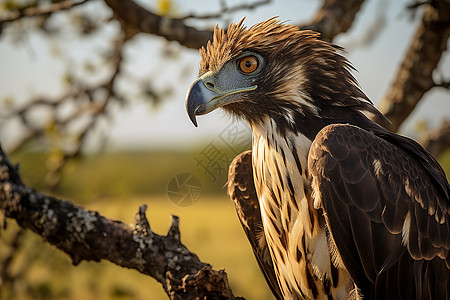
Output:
[[185, 74, 257, 127], [185, 78, 221, 127]]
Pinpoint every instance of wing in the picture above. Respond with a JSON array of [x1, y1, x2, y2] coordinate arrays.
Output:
[[308, 124, 450, 300], [227, 150, 283, 300]]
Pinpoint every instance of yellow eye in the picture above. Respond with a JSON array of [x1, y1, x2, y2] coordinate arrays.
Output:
[[238, 56, 259, 73]]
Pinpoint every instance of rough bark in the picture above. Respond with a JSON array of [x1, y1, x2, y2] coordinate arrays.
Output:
[[373, 0, 450, 132], [0, 146, 240, 300]]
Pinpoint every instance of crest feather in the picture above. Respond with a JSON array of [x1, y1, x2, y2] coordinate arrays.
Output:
[[200, 17, 319, 74]]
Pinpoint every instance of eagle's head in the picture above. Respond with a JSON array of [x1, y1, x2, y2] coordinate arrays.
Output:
[[186, 18, 384, 139]]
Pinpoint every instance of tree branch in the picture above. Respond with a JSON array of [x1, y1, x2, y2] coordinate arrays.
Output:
[[406, 0, 431, 11], [373, 0, 450, 132], [176, 0, 271, 21], [0, 146, 241, 300], [433, 80, 450, 90], [103, 0, 213, 49], [0, 0, 90, 26]]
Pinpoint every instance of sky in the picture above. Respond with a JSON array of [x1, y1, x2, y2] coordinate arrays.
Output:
[[0, 0, 449, 151]]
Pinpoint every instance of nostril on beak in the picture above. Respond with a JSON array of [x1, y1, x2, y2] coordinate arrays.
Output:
[[206, 81, 215, 89]]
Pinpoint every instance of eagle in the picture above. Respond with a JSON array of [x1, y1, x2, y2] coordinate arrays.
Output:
[[185, 18, 449, 299]]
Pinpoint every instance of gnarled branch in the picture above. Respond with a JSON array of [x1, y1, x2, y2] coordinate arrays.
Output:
[[0, 146, 241, 300]]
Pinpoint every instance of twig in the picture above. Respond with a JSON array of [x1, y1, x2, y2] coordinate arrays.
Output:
[[176, 0, 271, 21], [133, 204, 152, 237], [434, 80, 450, 90], [3, 27, 128, 189], [0, 0, 90, 26], [406, 0, 433, 10]]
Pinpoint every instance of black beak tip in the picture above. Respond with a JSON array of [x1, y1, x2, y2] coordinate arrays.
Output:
[[189, 114, 198, 127], [186, 97, 199, 127], [186, 78, 204, 127]]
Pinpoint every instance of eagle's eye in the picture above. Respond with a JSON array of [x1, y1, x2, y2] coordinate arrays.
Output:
[[238, 55, 259, 74]]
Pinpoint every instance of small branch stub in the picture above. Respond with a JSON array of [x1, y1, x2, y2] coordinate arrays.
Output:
[[134, 204, 152, 237], [167, 215, 180, 241]]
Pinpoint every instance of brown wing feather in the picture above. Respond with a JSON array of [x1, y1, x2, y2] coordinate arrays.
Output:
[[227, 150, 282, 300], [308, 124, 450, 299]]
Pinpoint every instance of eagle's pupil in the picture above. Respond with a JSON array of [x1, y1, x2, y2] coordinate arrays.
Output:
[[245, 60, 251, 68]]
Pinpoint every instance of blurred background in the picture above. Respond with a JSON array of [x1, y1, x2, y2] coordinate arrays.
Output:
[[0, 0, 449, 299]]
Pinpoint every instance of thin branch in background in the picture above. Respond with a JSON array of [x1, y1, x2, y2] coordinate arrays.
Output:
[[434, 80, 450, 90], [176, 0, 271, 21], [1, 32, 126, 189], [42, 30, 128, 189], [406, 0, 433, 11], [0, 0, 90, 26]]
